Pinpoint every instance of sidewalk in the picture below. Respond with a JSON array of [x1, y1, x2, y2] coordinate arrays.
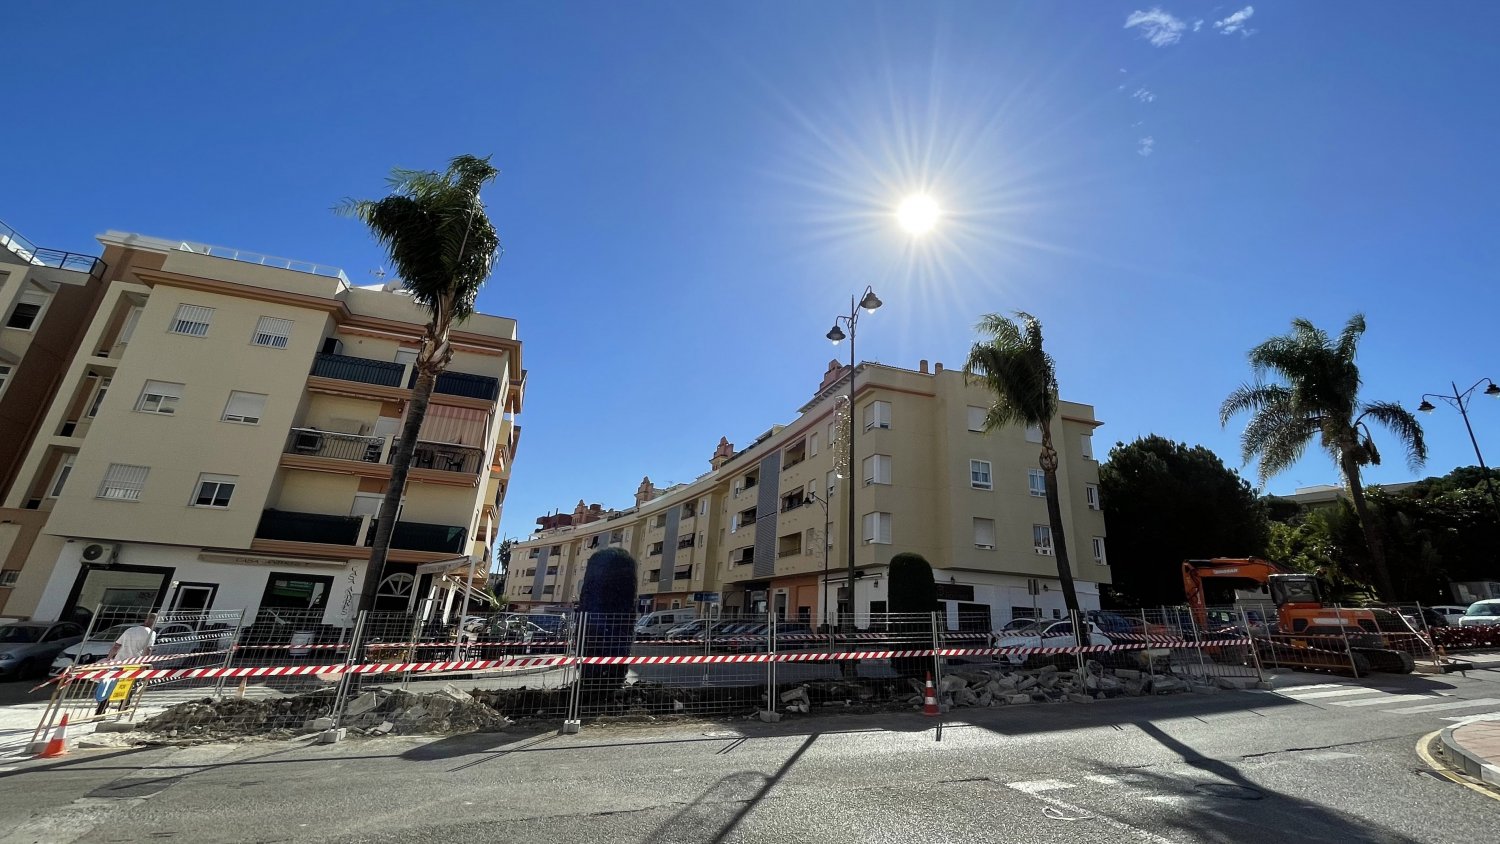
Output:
[[1440, 714, 1500, 787]]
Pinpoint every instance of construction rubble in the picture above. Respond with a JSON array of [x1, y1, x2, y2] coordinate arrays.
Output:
[[139, 685, 511, 740]]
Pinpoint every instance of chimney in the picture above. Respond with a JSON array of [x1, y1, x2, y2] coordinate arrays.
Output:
[[634, 476, 656, 506], [919, 359, 929, 374], [934, 362, 944, 374], [710, 436, 735, 470], [572, 499, 587, 521], [817, 358, 848, 392]]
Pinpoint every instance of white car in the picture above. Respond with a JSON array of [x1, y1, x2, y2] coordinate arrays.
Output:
[[1431, 605, 1471, 626], [1457, 600, 1500, 628], [50, 622, 234, 676], [991, 620, 1112, 666]]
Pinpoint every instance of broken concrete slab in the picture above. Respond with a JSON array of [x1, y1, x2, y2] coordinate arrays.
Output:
[[1214, 676, 1261, 690], [346, 692, 380, 716], [317, 727, 346, 744]]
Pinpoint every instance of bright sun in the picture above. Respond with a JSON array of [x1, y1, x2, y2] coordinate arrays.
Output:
[[896, 194, 940, 235]]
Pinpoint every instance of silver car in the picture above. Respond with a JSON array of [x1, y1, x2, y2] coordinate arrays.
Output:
[[1458, 600, 1500, 627], [0, 621, 85, 680]]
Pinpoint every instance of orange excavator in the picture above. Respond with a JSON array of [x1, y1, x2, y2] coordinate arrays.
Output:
[[1182, 558, 1418, 674]]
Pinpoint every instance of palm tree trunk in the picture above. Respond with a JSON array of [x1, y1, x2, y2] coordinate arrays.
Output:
[[1040, 428, 1082, 644], [1340, 454, 1395, 600], [356, 366, 438, 616]]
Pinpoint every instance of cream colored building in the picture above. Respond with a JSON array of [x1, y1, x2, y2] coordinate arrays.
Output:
[[508, 358, 1107, 629], [0, 230, 523, 626]]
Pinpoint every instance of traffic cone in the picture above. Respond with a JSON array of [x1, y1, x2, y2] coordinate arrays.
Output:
[[922, 673, 940, 717], [36, 713, 70, 759]]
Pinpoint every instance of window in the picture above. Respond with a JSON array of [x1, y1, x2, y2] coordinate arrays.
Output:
[[1025, 424, 1042, 444], [0, 364, 11, 395], [350, 493, 383, 518], [542, 585, 555, 594], [1086, 484, 1101, 511], [170, 304, 214, 337], [864, 400, 892, 431], [251, 316, 293, 349], [863, 511, 892, 544], [5, 290, 47, 330], [1028, 469, 1047, 497], [1033, 524, 1054, 555], [221, 391, 267, 424], [649, 541, 663, 556], [863, 454, 892, 485], [549, 545, 561, 555], [520, 586, 533, 595], [48, 454, 75, 498], [1080, 434, 1095, 460], [192, 473, 237, 508], [682, 501, 696, 518], [967, 406, 987, 432], [136, 380, 184, 415], [86, 377, 111, 418], [1092, 536, 1108, 565], [809, 432, 819, 457], [0, 570, 17, 588], [546, 565, 559, 575], [970, 460, 992, 490], [527, 548, 540, 559], [98, 463, 149, 501], [523, 568, 536, 577], [826, 470, 838, 497], [588, 535, 600, 549], [974, 518, 996, 549]]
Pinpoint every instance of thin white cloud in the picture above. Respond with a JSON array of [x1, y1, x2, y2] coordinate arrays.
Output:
[[1125, 8, 1187, 47], [1193, 19, 1204, 32], [1132, 88, 1156, 104], [1214, 6, 1256, 36], [1137, 136, 1156, 157]]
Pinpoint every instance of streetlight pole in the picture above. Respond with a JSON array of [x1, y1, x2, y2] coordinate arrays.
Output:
[[804, 490, 832, 641], [1418, 378, 1500, 522], [826, 287, 882, 632]]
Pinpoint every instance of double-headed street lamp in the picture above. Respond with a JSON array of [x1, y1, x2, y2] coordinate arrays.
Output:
[[1418, 378, 1500, 522], [826, 287, 882, 631]]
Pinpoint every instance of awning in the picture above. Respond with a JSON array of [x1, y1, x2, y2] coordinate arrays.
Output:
[[411, 404, 489, 447]]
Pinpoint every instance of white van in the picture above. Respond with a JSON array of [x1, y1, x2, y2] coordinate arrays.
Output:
[[635, 608, 697, 637]]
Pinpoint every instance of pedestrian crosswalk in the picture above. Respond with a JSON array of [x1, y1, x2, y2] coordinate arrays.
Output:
[[1266, 682, 1500, 722]]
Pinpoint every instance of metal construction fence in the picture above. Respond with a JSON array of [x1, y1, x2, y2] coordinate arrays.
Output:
[[33, 601, 1498, 743]]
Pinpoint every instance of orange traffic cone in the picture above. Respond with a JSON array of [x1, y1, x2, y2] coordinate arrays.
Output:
[[36, 713, 70, 759], [922, 673, 940, 717]]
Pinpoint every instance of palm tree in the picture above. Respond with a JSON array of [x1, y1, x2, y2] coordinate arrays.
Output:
[[339, 155, 502, 615], [965, 312, 1082, 623], [1220, 314, 1426, 600]]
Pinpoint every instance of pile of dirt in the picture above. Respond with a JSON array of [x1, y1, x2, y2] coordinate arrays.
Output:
[[140, 685, 510, 740], [141, 690, 340, 739]]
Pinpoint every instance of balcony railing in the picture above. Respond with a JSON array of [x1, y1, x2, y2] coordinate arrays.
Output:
[[388, 521, 468, 554], [777, 547, 802, 558], [411, 369, 501, 401], [285, 428, 384, 462], [1, 219, 107, 278], [673, 569, 691, 581], [677, 536, 696, 549], [310, 353, 405, 388], [256, 510, 363, 546], [389, 440, 484, 474]]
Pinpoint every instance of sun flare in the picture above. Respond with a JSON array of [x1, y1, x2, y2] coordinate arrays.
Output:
[[896, 194, 940, 235]]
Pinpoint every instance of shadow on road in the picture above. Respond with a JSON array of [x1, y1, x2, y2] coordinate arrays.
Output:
[[640, 733, 817, 844]]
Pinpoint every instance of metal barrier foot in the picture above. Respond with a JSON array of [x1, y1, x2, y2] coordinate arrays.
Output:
[[559, 720, 581, 735]]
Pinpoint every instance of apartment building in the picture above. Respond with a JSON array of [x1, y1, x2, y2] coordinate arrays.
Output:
[[0, 230, 523, 627], [1, 220, 115, 604], [507, 358, 1107, 629]]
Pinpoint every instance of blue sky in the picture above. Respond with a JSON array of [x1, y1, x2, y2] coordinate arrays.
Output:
[[7, 2, 1499, 544]]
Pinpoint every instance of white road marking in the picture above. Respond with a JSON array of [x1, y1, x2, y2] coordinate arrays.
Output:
[[1282, 687, 1384, 700], [1298, 751, 1359, 761], [1005, 778, 1074, 794], [1382, 697, 1500, 715], [1015, 791, 1182, 844], [1084, 773, 1150, 785], [1328, 694, 1435, 708], [1273, 683, 1343, 693], [1443, 711, 1500, 724]]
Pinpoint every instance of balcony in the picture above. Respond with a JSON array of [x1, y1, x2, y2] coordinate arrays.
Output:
[[390, 440, 484, 474], [777, 547, 802, 559], [256, 510, 363, 546], [677, 535, 696, 549], [674, 568, 691, 581], [311, 353, 404, 388], [388, 521, 468, 554], [1, 218, 106, 278], [285, 428, 384, 462], [411, 369, 501, 402]]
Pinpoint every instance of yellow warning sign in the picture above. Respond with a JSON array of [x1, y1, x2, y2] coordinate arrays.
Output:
[[108, 665, 144, 702]]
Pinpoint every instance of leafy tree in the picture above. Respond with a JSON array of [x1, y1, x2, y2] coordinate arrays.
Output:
[[578, 548, 638, 687], [887, 553, 937, 678], [965, 312, 1081, 620], [1220, 314, 1426, 600], [340, 155, 503, 614], [1098, 436, 1269, 607]]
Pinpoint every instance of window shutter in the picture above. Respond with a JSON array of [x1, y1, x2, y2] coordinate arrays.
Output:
[[170, 304, 214, 336], [222, 391, 267, 424], [252, 316, 293, 348], [967, 406, 986, 432], [974, 518, 996, 548], [99, 464, 149, 500]]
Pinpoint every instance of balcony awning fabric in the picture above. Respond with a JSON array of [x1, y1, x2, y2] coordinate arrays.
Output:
[[412, 404, 489, 447]]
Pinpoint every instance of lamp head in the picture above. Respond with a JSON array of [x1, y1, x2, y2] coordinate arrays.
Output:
[[1417, 399, 1436, 414], [1486, 382, 1500, 398], [826, 324, 846, 345], [859, 290, 882, 313]]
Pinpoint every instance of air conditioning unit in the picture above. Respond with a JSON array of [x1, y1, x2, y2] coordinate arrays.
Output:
[[320, 336, 344, 356], [80, 542, 120, 565], [1035, 547, 1054, 556]]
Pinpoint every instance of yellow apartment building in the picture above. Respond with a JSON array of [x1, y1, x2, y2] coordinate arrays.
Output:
[[508, 358, 1107, 629], [0, 230, 522, 627]]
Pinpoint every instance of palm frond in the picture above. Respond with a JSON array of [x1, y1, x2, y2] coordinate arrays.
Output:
[[1358, 400, 1428, 471], [1219, 383, 1290, 426], [965, 311, 1057, 431], [1335, 313, 1366, 364]]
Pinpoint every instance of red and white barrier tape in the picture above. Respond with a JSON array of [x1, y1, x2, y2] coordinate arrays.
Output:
[[62, 638, 1252, 681]]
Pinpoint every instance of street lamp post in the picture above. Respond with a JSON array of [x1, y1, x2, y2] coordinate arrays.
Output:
[[826, 287, 882, 632], [1418, 378, 1500, 522]]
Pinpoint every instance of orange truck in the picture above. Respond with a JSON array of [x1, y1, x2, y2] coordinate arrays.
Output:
[[1181, 558, 1419, 675]]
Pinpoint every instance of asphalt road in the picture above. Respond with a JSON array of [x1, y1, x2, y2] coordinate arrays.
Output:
[[1, 663, 1497, 844]]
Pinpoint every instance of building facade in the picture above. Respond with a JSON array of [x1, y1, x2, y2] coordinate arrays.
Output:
[[507, 359, 1107, 629], [0, 230, 523, 627]]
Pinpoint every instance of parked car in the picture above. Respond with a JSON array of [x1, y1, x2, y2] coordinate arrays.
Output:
[[990, 620, 1112, 667], [474, 616, 568, 657], [1458, 600, 1500, 628], [998, 617, 1044, 634], [0, 622, 85, 680], [715, 623, 771, 653], [663, 620, 708, 641], [1430, 605, 1470, 627], [1085, 610, 1138, 636], [50, 622, 233, 677], [635, 609, 696, 637]]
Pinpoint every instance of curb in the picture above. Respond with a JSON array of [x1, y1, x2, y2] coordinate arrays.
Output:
[[1439, 723, 1500, 787]]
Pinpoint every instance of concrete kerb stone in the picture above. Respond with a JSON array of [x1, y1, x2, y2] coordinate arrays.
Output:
[[1439, 724, 1500, 787]]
